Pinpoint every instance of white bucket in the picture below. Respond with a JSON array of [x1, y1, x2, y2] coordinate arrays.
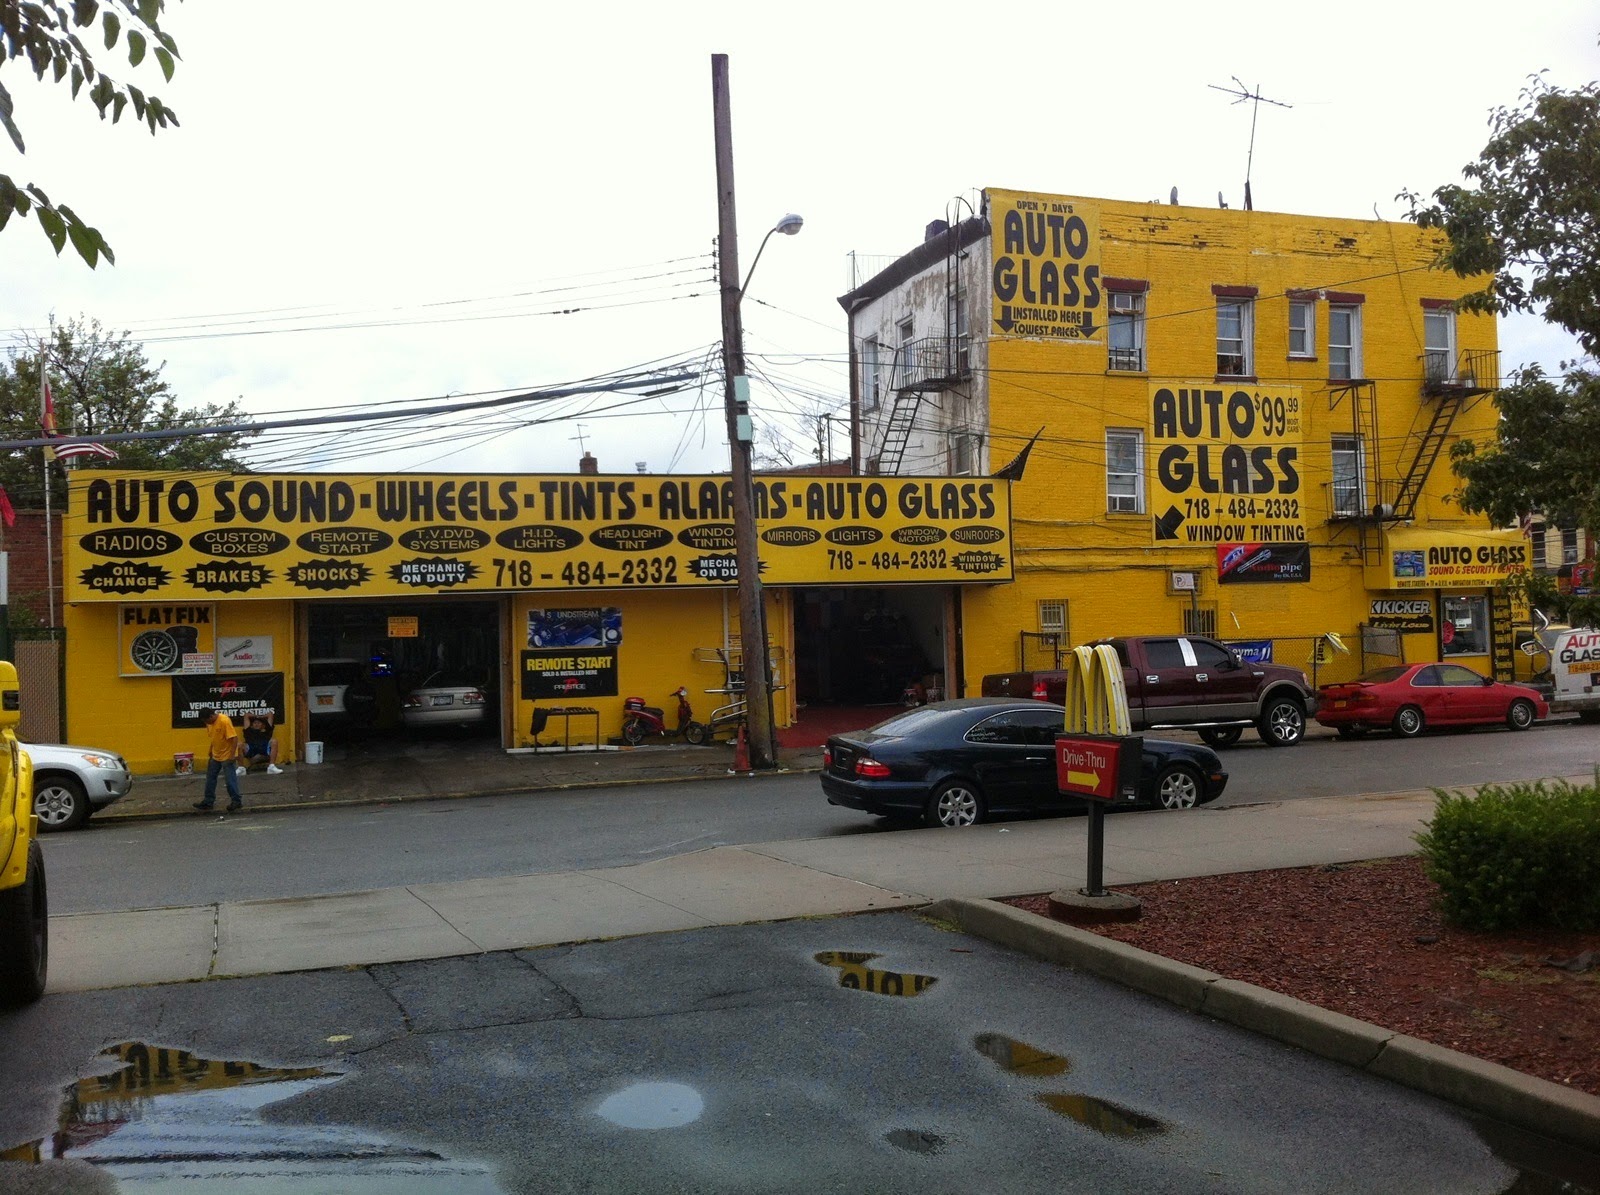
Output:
[[304, 741, 324, 765]]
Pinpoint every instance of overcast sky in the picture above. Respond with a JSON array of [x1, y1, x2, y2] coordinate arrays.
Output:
[[2, 0, 1595, 478]]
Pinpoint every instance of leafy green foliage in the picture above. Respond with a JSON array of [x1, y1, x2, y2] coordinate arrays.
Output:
[[1403, 71, 1600, 358], [0, 316, 253, 507], [0, 0, 181, 266], [1417, 779, 1600, 931]]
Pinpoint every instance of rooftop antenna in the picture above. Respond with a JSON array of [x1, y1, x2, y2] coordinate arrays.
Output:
[[570, 423, 590, 454], [1207, 77, 1292, 211]]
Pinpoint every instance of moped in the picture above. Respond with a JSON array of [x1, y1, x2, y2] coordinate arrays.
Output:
[[621, 686, 694, 745]]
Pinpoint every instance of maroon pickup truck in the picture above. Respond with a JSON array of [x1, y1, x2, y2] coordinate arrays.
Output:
[[981, 634, 1318, 747]]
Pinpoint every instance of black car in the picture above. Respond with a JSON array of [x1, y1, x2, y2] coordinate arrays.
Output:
[[821, 698, 1228, 828]]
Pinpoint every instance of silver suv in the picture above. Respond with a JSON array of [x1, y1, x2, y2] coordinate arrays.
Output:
[[26, 741, 133, 832]]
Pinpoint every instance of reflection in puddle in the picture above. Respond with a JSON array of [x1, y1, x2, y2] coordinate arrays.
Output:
[[9, 1040, 502, 1190], [595, 1081, 705, 1130], [814, 951, 938, 998], [973, 1033, 1071, 1079], [884, 1128, 946, 1155], [1035, 1092, 1168, 1138]]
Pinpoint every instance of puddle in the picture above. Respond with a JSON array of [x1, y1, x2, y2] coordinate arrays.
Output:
[[595, 1081, 705, 1130], [814, 951, 938, 998], [973, 1033, 1071, 1079], [1035, 1092, 1167, 1138], [6, 1040, 502, 1190], [1472, 1114, 1600, 1193], [884, 1128, 946, 1155]]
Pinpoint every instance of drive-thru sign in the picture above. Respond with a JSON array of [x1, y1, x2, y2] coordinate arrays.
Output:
[[1056, 643, 1142, 899], [1055, 735, 1139, 803]]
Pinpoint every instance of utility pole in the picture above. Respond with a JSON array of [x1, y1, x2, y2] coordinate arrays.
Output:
[[710, 53, 778, 770]]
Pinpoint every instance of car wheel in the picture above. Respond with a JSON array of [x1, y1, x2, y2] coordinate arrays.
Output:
[[129, 629, 179, 673], [1393, 705, 1425, 738], [0, 840, 48, 1006], [1257, 697, 1305, 747], [925, 779, 985, 828], [33, 775, 90, 832], [1506, 699, 1536, 731], [1155, 764, 1203, 810], [1334, 726, 1369, 741], [1198, 727, 1243, 748]]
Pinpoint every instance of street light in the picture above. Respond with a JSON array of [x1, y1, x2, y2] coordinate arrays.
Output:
[[711, 55, 799, 770]]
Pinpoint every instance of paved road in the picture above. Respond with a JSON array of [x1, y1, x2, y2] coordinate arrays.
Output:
[[41, 718, 1599, 914], [2, 913, 1581, 1193]]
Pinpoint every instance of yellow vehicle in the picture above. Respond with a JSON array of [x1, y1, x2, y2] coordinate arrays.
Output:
[[0, 660, 47, 1005]]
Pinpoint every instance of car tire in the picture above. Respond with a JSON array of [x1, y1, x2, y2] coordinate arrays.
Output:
[[1393, 705, 1425, 738], [1334, 726, 1369, 741], [1506, 699, 1537, 731], [0, 840, 48, 1006], [621, 718, 646, 746], [1579, 710, 1600, 725], [33, 775, 90, 832], [1155, 764, 1203, 810], [1198, 727, 1243, 748], [1257, 696, 1305, 747], [925, 779, 985, 828]]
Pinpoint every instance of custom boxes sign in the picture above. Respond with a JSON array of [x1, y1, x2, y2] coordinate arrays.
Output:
[[66, 472, 1014, 601]]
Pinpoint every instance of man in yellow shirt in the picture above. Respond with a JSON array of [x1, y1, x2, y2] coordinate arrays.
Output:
[[192, 707, 244, 813]]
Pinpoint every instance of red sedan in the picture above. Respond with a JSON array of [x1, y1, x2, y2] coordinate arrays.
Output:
[[1316, 663, 1549, 739]]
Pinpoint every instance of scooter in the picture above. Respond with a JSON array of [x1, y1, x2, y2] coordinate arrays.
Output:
[[621, 686, 694, 745]]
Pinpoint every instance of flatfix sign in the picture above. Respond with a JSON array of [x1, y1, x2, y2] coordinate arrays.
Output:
[[64, 472, 1014, 601]]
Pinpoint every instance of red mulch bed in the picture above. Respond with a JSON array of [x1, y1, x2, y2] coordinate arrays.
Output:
[[1003, 856, 1600, 1097]]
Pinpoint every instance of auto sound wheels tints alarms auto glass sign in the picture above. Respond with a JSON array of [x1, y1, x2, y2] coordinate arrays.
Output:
[[120, 603, 216, 677]]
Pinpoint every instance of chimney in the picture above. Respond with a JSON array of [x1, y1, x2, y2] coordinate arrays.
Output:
[[924, 218, 950, 242], [579, 452, 598, 475]]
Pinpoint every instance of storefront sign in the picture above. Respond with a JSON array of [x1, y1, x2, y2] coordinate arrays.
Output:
[[65, 472, 1015, 601], [1372, 528, 1529, 591], [1226, 640, 1274, 664], [170, 672, 284, 729], [1490, 589, 1517, 680], [520, 648, 619, 699], [527, 607, 621, 648], [989, 189, 1101, 342], [218, 635, 274, 671], [1368, 598, 1434, 633], [1149, 383, 1306, 547], [119, 603, 216, 677], [1216, 542, 1310, 584]]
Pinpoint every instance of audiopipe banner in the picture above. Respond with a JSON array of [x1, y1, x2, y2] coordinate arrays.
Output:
[[1216, 542, 1311, 584]]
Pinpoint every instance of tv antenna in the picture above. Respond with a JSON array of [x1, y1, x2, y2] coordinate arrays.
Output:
[[1207, 77, 1292, 211], [570, 422, 590, 454]]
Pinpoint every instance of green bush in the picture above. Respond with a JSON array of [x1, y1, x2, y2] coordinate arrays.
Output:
[[1416, 778, 1600, 932]]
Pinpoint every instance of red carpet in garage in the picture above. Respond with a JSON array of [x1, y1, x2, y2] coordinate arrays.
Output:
[[777, 704, 904, 749]]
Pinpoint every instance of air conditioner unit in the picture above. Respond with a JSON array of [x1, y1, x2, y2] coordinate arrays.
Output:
[[1109, 495, 1139, 513], [1110, 292, 1137, 313]]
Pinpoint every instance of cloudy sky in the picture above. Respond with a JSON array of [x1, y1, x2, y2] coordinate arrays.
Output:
[[1, 0, 1595, 477]]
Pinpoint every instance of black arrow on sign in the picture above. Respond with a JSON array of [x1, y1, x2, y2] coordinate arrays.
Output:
[[1079, 314, 1098, 339], [1154, 506, 1185, 541], [995, 306, 1016, 333]]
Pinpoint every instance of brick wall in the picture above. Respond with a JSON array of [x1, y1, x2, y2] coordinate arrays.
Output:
[[2, 509, 63, 627]]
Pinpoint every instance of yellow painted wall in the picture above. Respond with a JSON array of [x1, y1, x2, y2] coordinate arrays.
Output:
[[961, 194, 1501, 694], [65, 599, 298, 775]]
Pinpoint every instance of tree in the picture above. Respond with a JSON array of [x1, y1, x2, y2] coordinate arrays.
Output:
[[1403, 70, 1600, 357], [0, 1, 181, 267], [0, 316, 252, 507]]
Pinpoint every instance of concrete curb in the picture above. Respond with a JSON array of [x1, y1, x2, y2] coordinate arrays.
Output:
[[924, 896, 1600, 1154]]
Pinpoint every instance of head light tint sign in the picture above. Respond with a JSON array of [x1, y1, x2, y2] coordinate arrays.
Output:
[[1150, 383, 1306, 549], [65, 472, 1014, 601], [989, 189, 1101, 342]]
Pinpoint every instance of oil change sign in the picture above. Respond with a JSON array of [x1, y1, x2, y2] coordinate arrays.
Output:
[[989, 189, 1101, 342], [66, 471, 1013, 601], [1149, 383, 1305, 547]]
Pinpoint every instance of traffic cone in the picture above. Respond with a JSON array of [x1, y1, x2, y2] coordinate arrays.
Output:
[[731, 723, 751, 773]]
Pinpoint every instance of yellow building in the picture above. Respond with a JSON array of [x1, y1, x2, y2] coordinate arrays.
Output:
[[842, 189, 1526, 690]]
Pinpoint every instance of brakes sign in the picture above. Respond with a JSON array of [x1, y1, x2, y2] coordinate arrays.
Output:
[[1055, 735, 1139, 802]]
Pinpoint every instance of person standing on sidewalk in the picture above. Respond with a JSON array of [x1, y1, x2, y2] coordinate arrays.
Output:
[[193, 707, 244, 813]]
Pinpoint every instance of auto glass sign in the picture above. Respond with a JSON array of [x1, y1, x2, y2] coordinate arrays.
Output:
[[989, 190, 1101, 342], [1378, 528, 1529, 590], [64, 472, 1015, 601], [1149, 383, 1306, 548]]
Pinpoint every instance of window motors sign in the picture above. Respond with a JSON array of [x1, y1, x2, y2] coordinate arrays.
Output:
[[988, 189, 1101, 342], [1149, 383, 1306, 552], [1369, 598, 1434, 633]]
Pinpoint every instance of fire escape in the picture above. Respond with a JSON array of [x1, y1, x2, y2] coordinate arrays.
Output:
[[1328, 347, 1499, 559], [874, 335, 971, 475]]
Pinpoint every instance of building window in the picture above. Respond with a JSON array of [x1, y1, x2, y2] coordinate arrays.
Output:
[[1216, 300, 1253, 377], [1106, 429, 1144, 513], [1441, 594, 1489, 657], [862, 336, 880, 412], [952, 431, 982, 477], [1563, 527, 1579, 565], [1530, 525, 1546, 569], [1108, 290, 1146, 371], [897, 317, 916, 385], [1038, 600, 1067, 639], [1288, 300, 1315, 358], [1331, 434, 1366, 517], [1423, 305, 1456, 384], [1328, 305, 1362, 380], [1182, 605, 1218, 637]]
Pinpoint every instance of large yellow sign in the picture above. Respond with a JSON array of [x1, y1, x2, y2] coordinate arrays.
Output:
[[1148, 382, 1306, 546], [65, 472, 1014, 601], [989, 189, 1101, 342], [1371, 527, 1529, 591]]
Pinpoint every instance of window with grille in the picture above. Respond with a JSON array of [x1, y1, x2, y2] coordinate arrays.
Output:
[[1108, 291, 1146, 371], [1038, 600, 1067, 638], [1182, 604, 1218, 637], [1106, 429, 1144, 513], [1423, 306, 1455, 384]]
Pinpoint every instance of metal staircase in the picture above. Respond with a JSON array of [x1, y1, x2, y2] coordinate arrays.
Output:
[[873, 335, 970, 476], [1392, 390, 1467, 521]]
